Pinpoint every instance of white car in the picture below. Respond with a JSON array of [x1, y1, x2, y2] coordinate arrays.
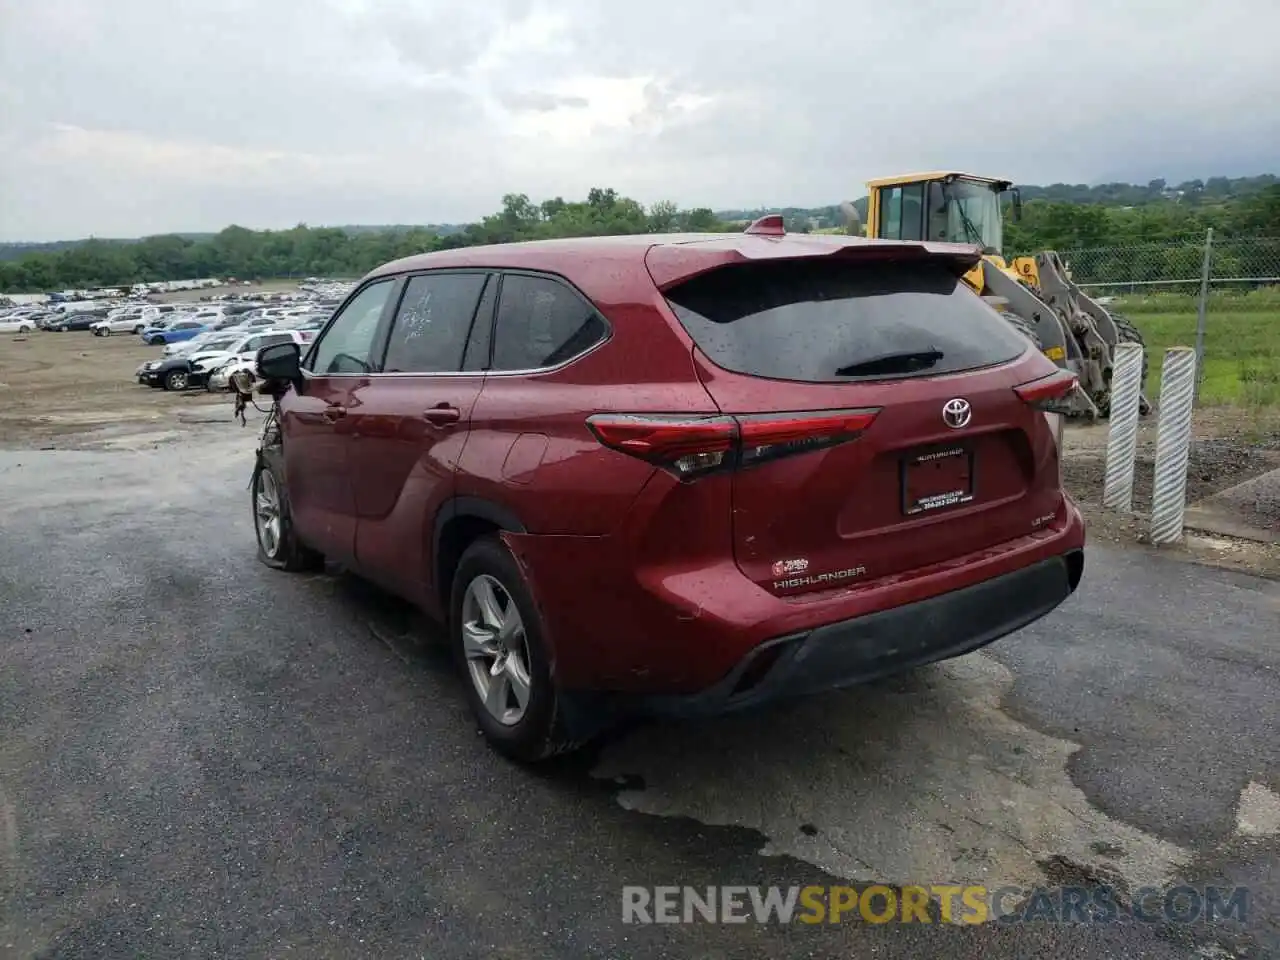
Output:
[[200, 330, 308, 390], [0, 315, 37, 334], [90, 313, 151, 336], [207, 358, 255, 392]]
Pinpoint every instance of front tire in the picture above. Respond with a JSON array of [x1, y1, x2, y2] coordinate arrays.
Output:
[[450, 536, 578, 762], [164, 369, 189, 391], [95, 327, 110, 337], [251, 457, 324, 572]]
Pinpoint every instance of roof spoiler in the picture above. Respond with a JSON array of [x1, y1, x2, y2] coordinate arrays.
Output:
[[647, 238, 984, 291]]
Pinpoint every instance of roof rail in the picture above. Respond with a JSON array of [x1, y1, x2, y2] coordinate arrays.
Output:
[[743, 214, 785, 237]]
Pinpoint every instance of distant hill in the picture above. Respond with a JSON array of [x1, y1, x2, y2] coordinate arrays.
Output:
[[0, 223, 470, 261]]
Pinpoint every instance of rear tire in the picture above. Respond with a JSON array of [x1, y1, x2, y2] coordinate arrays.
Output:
[[252, 457, 324, 572], [1110, 311, 1151, 414], [449, 536, 580, 763], [1003, 310, 1043, 351]]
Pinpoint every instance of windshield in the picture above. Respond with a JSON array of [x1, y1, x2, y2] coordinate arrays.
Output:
[[928, 179, 1004, 254]]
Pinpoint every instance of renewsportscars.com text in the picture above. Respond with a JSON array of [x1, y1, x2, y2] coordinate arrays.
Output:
[[621, 884, 1249, 925]]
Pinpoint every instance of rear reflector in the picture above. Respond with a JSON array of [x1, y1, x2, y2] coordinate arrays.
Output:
[[587, 409, 879, 479], [1014, 369, 1078, 413]]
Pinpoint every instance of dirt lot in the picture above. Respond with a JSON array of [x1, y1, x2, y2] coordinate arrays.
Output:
[[0, 329, 234, 446], [2, 327, 1277, 575]]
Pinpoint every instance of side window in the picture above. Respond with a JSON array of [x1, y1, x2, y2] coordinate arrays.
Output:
[[382, 273, 486, 373], [242, 337, 262, 354], [491, 274, 608, 371], [879, 187, 902, 238], [257, 333, 292, 349], [461, 275, 496, 372], [878, 184, 925, 240], [306, 279, 394, 375]]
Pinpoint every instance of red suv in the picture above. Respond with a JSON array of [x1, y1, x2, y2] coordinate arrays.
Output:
[[251, 224, 1085, 761]]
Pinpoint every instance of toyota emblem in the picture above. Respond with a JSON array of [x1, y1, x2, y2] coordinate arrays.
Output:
[[942, 398, 972, 429]]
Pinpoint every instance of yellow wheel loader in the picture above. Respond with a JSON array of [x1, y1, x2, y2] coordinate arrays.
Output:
[[840, 172, 1150, 418]]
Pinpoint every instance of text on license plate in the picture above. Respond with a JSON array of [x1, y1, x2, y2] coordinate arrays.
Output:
[[901, 445, 974, 515]]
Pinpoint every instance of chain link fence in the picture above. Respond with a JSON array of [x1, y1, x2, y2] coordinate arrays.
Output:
[[1053, 234, 1280, 292], [1012, 233, 1279, 408]]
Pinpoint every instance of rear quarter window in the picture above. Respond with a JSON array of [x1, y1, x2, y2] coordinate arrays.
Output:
[[664, 259, 1029, 382]]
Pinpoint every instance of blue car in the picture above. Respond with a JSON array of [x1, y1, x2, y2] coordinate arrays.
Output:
[[141, 319, 208, 345]]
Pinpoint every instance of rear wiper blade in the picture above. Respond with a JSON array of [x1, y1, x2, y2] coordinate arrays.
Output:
[[835, 349, 945, 377]]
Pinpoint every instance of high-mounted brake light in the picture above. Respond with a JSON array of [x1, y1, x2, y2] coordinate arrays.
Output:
[[743, 215, 786, 237], [587, 409, 879, 479], [1014, 369, 1078, 413]]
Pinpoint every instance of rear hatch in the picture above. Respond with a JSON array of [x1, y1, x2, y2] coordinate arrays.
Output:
[[656, 249, 1066, 595]]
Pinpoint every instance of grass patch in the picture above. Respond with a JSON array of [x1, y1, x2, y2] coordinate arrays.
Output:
[[1118, 306, 1280, 407], [1111, 286, 1280, 316]]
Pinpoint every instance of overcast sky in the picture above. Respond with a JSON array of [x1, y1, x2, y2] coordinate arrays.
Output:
[[2, 0, 1278, 241]]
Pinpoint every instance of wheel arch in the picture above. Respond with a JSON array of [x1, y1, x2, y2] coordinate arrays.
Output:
[[433, 497, 527, 614]]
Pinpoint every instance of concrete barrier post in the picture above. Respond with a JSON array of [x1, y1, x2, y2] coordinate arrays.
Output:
[[1103, 342, 1145, 512], [1150, 347, 1198, 545]]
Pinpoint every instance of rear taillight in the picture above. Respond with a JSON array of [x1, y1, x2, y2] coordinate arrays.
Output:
[[585, 414, 735, 477], [1014, 369, 1078, 414], [586, 409, 879, 479], [1015, 369, 1076, 464]]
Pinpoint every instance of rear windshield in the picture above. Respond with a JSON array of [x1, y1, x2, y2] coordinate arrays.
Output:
[[664, 259, 1028, 382]]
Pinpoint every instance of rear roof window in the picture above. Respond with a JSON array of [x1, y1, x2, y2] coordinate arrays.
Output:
[[664, 258, 1029, 382]]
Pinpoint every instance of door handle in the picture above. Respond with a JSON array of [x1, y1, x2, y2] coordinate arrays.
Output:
[[323, 404, 346, 421], [423, 404, 461, 426]]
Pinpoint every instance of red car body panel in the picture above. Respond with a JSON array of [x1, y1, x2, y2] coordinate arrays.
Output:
[[281, 374, 364, 564], [345, 374, 485, 607], [279, 231, 1085, 716]]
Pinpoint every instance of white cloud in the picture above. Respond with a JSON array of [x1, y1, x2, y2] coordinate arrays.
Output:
[[1, 0, 1278, 239]]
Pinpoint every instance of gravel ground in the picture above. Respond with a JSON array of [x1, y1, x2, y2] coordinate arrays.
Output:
[[2, 426, 1278, 957], [1062, 435, 1280, 516]]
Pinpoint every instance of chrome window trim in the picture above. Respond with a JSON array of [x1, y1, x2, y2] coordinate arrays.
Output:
[[297, 333, 610, 381]]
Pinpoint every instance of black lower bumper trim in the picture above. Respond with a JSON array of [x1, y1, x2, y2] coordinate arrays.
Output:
[[632, 550, 1082, 721]]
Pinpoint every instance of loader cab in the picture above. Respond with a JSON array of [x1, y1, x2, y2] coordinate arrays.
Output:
[[865, 172, 1017, 256]]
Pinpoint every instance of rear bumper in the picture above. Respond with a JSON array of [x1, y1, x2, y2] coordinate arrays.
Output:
[[510, 496, 1086, 706], [633, 549, 1081, 719]]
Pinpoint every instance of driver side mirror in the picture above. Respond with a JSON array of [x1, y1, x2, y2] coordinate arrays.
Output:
[[257, 340, 302, 392]]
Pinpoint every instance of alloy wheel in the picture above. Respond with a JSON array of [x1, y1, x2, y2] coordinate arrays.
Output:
[[254, 470, 282, 558], [460, 574, 533, 726]]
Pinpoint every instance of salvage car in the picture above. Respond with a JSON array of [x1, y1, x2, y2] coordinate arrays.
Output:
[[140, 319, 208, 345], [247, 223, 1086, 762], [91, 317, 146, 336], [195, 330, 310, 390], [136, 333, 246, 389], [0, 315, 37, 334], [136, 354, 206, 390], [46, 312, 102, 332]]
